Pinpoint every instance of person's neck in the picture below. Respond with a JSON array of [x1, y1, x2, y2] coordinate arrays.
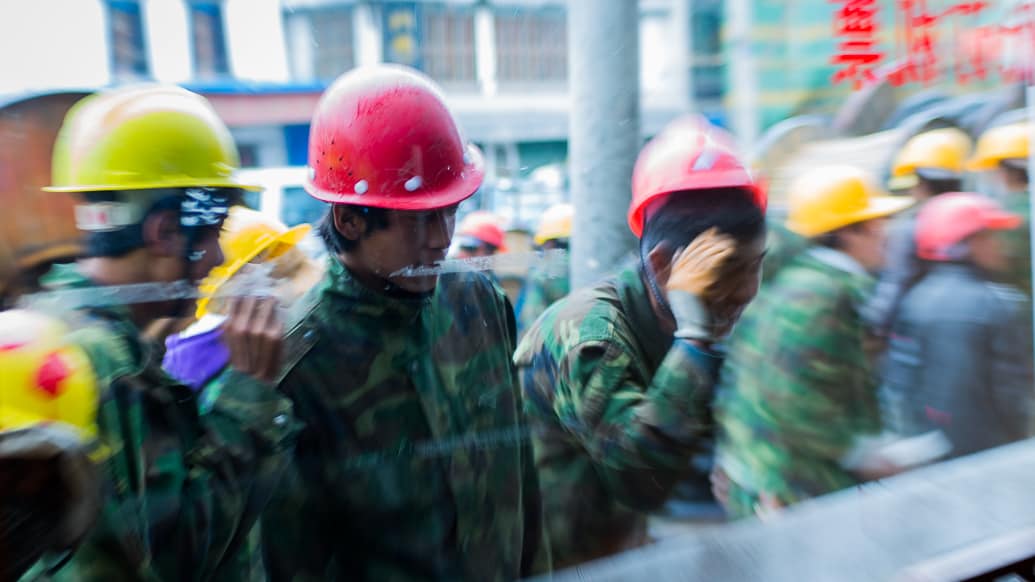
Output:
[[339, 253, 431, 300]]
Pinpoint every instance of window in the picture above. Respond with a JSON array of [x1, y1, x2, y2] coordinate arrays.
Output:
[[494, 5, 567, 86], [690, 1, 724, 100], [311, 7, 355, 80], [107, 0, 149, 79], [418, 3, 477, 85], [190, 1, 230, 78], [282, 186, 329, 227], [286, 5, 355, 81]]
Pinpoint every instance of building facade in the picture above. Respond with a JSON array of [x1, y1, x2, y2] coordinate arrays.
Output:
[[2, 0, 728, 221]]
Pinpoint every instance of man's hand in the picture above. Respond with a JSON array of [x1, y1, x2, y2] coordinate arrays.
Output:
[[224, 296, 284, 383], [666, 227, 736, 342]]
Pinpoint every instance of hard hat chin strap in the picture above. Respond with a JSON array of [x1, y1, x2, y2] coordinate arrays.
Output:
[[639, 245, 676, 326]]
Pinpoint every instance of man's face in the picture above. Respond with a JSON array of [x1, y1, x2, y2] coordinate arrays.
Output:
[[355, 205, 458, 293], [968, 229, 1009, 274], [842, 218, 889, 272], [702, 233, 767, 337], [186, 226, 225, 285]]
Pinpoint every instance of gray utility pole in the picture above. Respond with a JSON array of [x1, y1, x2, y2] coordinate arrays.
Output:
[[568, 0, 641, 289]]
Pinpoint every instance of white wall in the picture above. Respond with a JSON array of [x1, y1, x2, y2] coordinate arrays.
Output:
[[0, 0, 109, 94], [225, 0, 291, 82], [145, 0, 191, 83]]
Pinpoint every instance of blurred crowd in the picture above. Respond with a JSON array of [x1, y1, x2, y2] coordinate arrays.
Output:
[[1, 64, 1032, 581]]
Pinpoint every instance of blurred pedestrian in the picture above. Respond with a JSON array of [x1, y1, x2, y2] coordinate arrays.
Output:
[[253, 65, 550, 581], [29, 85, 289, 580], [867, 128, 971, 337], [515, 127, 767, 568], [164, 205, 319, 411], [454, 210, 509, 259], [881, 193, 1033, 458], [517, 203, 572, 334], [968, 122, 1032, 294], [0, 310, 102, 580], [715, 166, 913, 518]]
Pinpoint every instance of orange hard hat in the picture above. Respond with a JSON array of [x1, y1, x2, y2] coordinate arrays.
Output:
[[915, 192, 1021, 261], [629, 121, 765, 238]]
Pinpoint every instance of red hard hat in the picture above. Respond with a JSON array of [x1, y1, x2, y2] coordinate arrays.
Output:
[[628, 124, 765, 238], [915, 192, 1021, 261], [458, 211, 508, 251], [304, 65, 485, 210]]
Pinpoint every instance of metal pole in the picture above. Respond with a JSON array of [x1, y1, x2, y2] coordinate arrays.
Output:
[[728, 0, 759, 152], [1027, 84, 1034, 365], [568, 0, 641, 288]]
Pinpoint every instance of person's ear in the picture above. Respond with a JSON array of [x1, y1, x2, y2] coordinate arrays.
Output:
[[141, 210, 183, 258], [332, 205, 368, 242], [646, 241, 675, 289]]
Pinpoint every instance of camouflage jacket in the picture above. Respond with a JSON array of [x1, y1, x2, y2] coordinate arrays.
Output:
[[514, 264, 721, 569], [261, 256, 548, 581], [33, 265, 295, 581], [516, 260, 570, 336], [715, 249, 882, 518], [1002, 192, 1031, 296]]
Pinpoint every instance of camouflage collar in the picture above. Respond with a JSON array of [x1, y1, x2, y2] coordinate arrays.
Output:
[[615, 265, 671, 372], [322, 254, 430, 320]]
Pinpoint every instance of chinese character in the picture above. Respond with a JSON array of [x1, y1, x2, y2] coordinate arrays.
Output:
[[831, 0, 883, 88], [891, 0, 940, 86]]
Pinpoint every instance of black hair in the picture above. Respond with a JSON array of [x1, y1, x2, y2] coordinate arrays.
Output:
[[640, 188, 766, 255], [318, 204, 392, 254], [915, 174, 962, 196]]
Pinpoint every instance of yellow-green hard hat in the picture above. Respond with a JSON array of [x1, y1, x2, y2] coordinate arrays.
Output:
[[45, 85, 259, 193]]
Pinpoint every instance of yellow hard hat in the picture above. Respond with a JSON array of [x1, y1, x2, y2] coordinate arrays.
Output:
[[888, 128, 972, 190], [534, 203, 574, 245], [45, 85, 259, 193], [195, 206, 312, 317], [786, 165, 914, 237], [967, 122, 1031, 171], [0, 310, 99, 440]]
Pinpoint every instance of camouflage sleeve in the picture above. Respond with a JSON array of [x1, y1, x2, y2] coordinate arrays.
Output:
[[203, 370, 298, 581], [557, 338, 721, 511], [758, 292, 881, 480]]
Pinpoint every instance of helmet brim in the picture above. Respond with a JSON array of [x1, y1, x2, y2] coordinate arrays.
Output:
[[44, 179, 263, 193], [304, 144, 485, 211]]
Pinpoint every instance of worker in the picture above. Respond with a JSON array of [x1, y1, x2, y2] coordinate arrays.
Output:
[[714, 165, 913, 518], [881, 193, 1033, 458], [0, 310, 102, 580], [163, 205, 319, 412], [967, 121, 1032, 295], [514, 124, 768, 568], [252, 65, 550, 580], [866, 128, 972, 336], [28, 85, 291, 579], [454, 210, 509, 259], [517, 202, 573, 334]]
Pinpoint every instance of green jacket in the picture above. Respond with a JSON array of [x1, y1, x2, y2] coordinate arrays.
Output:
[[261, 256, 548, 581], [37, 265, 295, 581], [715, 249, 882, 518], [514, 264, 721, 568]]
